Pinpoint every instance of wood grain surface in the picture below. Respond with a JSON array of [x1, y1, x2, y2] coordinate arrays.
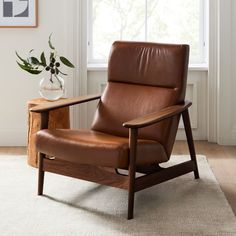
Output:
[[27, 98, 70, 167]]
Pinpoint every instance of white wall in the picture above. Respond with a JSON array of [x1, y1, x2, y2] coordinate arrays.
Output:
[[215, 0, 236, 145], [230, 0, 236, 143], [0, 0, 73, 145]]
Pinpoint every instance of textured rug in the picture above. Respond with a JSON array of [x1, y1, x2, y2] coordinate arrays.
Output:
[[0, 155, 236, 236]]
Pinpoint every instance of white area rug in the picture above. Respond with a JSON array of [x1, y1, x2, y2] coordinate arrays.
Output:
[[0, 155, 236, 236]]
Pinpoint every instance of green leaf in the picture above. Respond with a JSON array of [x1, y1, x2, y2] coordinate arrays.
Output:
[[15, 51, 30, 66], [17, 62, 42, 74], [30, 57, 40, 65], [16, 61, 30, 70], [60, 56, 75, 68], [29, 49, 34, 53], [40, 52, 47, 66], [48, 33, 55, 50]]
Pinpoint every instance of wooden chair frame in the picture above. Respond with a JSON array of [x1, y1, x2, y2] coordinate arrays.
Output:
[[31, 94, 199, 220]]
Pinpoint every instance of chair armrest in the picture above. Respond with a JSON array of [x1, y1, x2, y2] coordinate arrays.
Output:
[[123, 101, 192, 129], [30, 94, 101, 113]]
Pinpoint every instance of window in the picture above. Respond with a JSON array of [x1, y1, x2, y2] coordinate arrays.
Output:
[[88, 0, 206, 65]]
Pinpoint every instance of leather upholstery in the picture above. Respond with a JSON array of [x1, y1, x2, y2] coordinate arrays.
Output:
[[36, 129, 167, 168], [92, 41, 189, 158], [92, 82, 180, 157], [108, 41, 189, 101], [36, 41, 189, 168]]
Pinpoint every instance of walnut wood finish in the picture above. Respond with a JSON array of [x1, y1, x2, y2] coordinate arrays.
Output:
[[38, 153, 45, 195], [182, 110, 199, 179], [136, 165, 164, 174], [128, 128, 138, 219], [43, 159, 129, 189], [30, 94, 101, 113], [135, 161, 196, 192], [38, 112, 49, 196], [125, 107, 198, 219], [123, 101, 192, 128]]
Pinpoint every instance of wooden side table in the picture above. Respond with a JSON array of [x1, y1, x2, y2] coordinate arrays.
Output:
[[27, 98, 70, 168]]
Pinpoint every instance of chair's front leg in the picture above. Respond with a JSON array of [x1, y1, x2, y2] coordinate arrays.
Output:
[[37, 111, 49, 195], [128, 128, 138, 220], [38, 153, 45, 195], [182, 109, 199, 179]]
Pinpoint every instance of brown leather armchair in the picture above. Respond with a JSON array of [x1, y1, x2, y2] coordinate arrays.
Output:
[[31, 41, 199, 220]]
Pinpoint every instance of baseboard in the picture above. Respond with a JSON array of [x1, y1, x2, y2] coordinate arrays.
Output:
[[217, 129, 236, 145], [232, 128, 236, 144]]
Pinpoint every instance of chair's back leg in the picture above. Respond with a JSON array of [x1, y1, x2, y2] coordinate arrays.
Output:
[[182, 109, 200, 179], [128, 128, 138, 220], [38, 153, 45, 195]]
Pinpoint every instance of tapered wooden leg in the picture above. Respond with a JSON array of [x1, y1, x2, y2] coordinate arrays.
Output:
[[128, 128, 138, 220], [182, 109, 199, 179], [128, 175, 135, 220], [38, 153, 45, 195], [37, 111, 49, 195]]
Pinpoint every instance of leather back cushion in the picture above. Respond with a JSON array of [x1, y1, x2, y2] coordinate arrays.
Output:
[[108, 41, 189, 101], [91, 41, 189, 157]]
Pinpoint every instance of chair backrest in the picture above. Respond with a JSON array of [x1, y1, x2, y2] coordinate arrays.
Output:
[[92, 41, 189, 157]]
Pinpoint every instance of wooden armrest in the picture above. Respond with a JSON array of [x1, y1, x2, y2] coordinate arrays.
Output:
[[123, 101, 192, 129], [30, 94, 101, 113]]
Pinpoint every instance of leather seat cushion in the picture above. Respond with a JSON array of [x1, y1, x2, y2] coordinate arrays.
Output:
[[36, 129, 168, 168]]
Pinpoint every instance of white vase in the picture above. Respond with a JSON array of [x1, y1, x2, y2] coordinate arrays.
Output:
[[39, 74, 65, 101]]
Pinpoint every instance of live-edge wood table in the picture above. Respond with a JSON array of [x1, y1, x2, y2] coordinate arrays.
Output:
[[27, 98, 70, 168]]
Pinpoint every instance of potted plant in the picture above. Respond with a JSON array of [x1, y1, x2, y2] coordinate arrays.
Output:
[[16, 34, 75, 101]]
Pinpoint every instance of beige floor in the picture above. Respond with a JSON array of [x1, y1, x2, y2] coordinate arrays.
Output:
[[1, 141, 236, 215]]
